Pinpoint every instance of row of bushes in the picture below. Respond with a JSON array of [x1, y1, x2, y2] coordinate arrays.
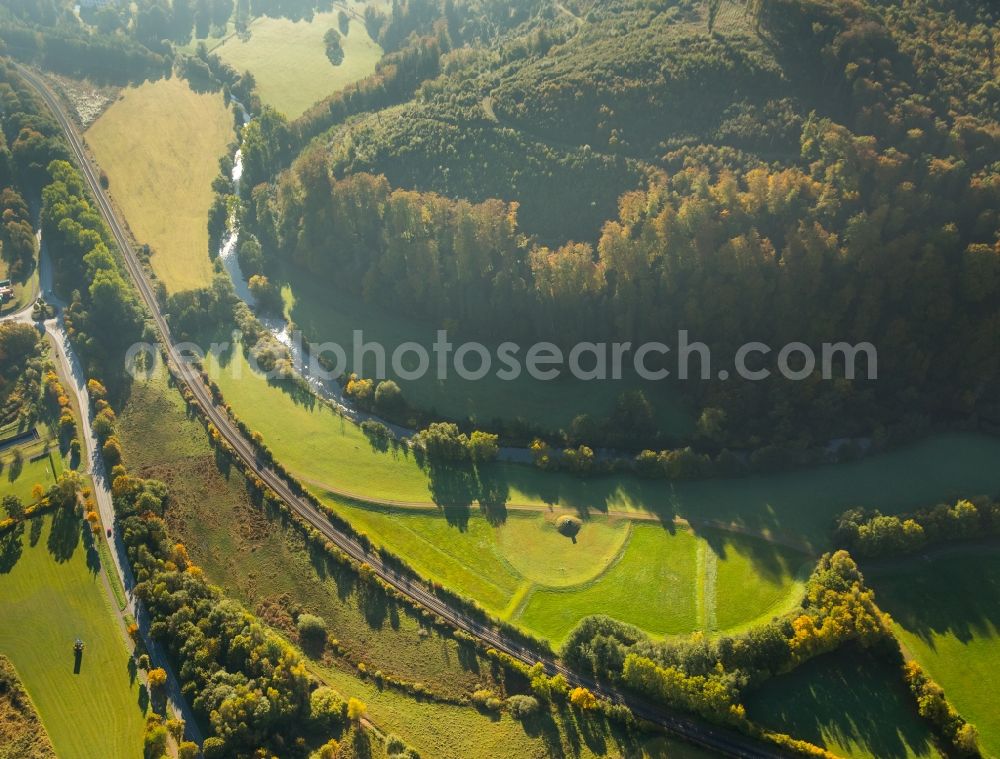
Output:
[[834, 497, 1000, 558]]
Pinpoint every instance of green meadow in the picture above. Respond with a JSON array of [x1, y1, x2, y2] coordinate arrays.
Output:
[[322, 501, 807, 643], [1, 447, 61, 505], [0, 513, 146, 759], [215, 11, 382, 118], [867, 548, 1000, 758], [746, 648, 938, 759]]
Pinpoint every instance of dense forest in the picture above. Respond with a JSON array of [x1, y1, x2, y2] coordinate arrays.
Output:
[[240, 0, 1000, 448]]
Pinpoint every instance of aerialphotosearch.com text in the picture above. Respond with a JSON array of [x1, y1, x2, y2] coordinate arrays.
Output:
[[127, 330, 878, 383]]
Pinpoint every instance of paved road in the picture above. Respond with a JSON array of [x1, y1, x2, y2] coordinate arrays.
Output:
[[16, 64, 789, 759]]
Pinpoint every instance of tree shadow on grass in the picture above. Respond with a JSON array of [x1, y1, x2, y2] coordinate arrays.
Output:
[[357, 575, 390, 629], [5, 454, 23, 483], [477, 467, 510, 526], [746, 646, 935, 759], [82, 523, 101, 576], [700, 527, 805, 585], [265, 370, 317, 412], [427, 462, 514, 529], [865, 547, 1000, 649], [47, 506, 80, 563], [426, 463, 477, 530], [566, 704, 610, 757], [456, 639, 481, 674], [28, 515, 43, 547], [519, 709, 566, 759], [351, 727, 375, 759], [0, 523, 24, 573]]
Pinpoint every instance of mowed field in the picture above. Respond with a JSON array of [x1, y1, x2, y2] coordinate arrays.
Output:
[[279, 265, 694, 435], [0, 513, 146, 759], [1, 446, 60, 505], [746, 649, 938, 759], [867, 549, 1000, 758], [325, 500, 808, 643], [214, 11, 383, 118], [86, 77, 234, 292]]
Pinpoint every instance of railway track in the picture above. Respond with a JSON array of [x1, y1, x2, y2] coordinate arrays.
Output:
[[16, 64, 787, 759]]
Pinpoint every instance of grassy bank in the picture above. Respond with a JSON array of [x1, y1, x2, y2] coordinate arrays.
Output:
[[86, 76, 234, 293]]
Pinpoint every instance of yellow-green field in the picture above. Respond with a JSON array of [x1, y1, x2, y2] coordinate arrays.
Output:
[[86, 76, 234, 293], [0, 513, 147, 759], [204, 345, 1000, 545], [215, 11, 383, 118]]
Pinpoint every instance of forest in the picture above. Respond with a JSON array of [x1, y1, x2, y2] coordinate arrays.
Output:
[[237, 0, 1000, 450]]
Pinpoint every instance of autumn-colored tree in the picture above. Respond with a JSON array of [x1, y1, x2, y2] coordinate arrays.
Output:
[[147, 667, 167, 689], [569, 686, 598, 710]]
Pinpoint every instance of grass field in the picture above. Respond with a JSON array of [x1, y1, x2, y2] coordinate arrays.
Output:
[[746, 648, 938, 759], [214, 11, 382, 118], [867, 548, 1000, 758], [1, 448, 60, 505], [0, 513, 147, 759], [205, 343, 1000, 545], [279, 264, 695, 435], [86, 77, 234, 293], [320, 498, 807, 643]]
